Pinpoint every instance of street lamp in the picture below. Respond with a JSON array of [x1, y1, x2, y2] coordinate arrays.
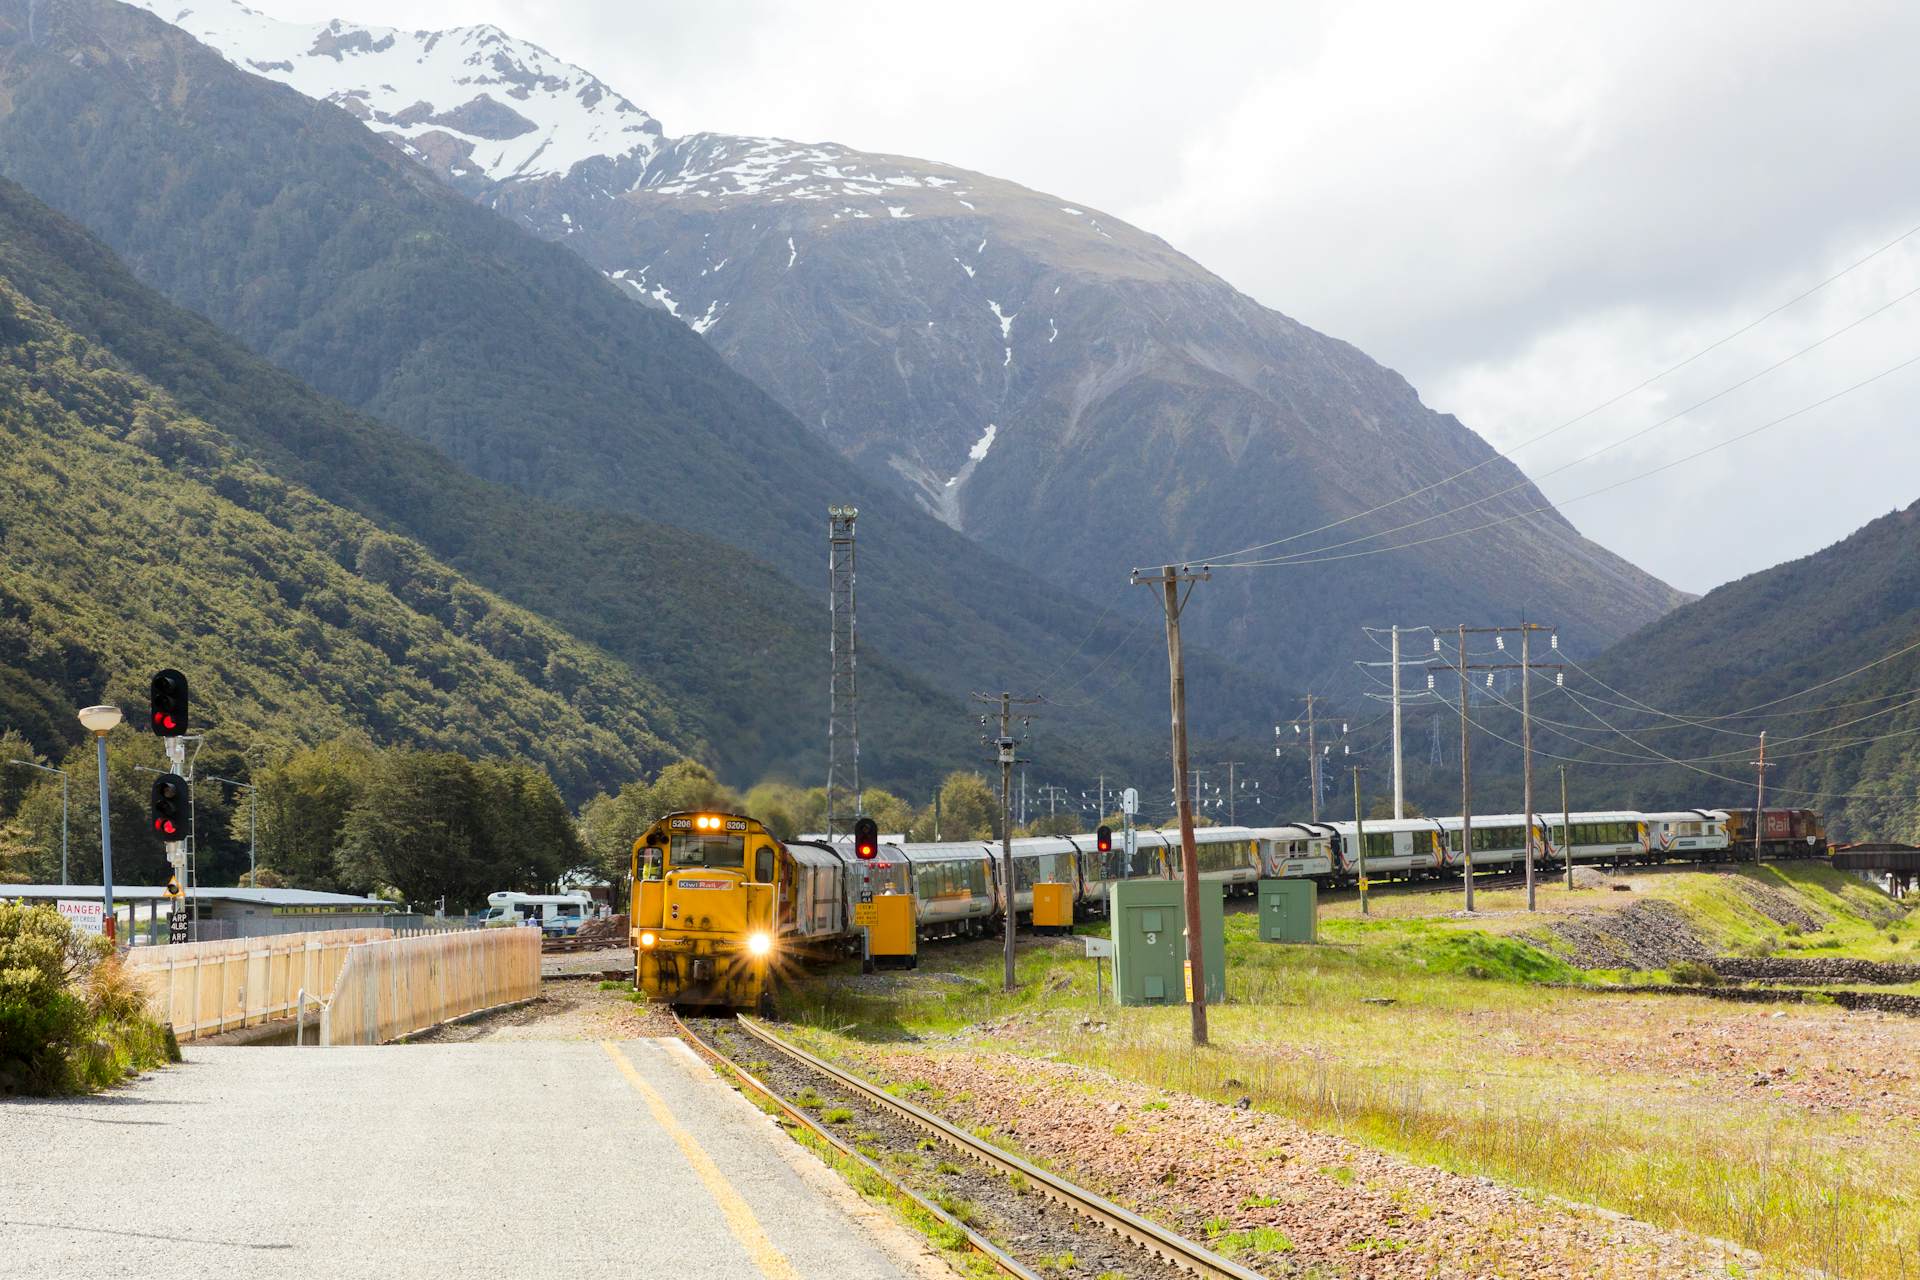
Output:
[[6, 759, 68, 884], [78, 704, 122, 942]]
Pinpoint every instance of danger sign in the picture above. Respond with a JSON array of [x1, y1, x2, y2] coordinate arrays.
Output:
[[56, 900, 104, 936]]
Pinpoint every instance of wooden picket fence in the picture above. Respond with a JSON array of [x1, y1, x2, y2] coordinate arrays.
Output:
[[125, 929, 394, 1041], [319, 927, 541, 1046]]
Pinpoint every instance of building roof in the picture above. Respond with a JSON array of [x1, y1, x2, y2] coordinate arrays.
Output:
[[1, 884, 398, 908]]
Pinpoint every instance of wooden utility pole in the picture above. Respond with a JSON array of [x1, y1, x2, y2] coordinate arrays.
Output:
[[1561, 765, 1573, 891], [1352, 766, 1369, 915], [973, 690, 1037, 992], [1278, 694, 1348, 824], [1133, 563, 1212, 1048], [1751, 730, 1769, 863], [1456, 626, 1475, 912], [1520, 623, 1536, 911], [1306, 696, 1318, 823], [1433, 623, 1560, 911], [1391, 625, 1405, 820]]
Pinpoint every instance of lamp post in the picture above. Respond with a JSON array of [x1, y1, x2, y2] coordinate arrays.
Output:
[[6, 759, 68, 883], [77, 704, 123, 941]]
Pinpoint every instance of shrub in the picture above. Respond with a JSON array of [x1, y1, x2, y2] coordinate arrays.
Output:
[[1670, 960, 1722, 987], [0, 903, 174, 1095]]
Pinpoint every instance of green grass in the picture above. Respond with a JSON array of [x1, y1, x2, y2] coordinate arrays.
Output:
[[1215, 1226, 1294, 1256], [782, 866, 1919, 1278]]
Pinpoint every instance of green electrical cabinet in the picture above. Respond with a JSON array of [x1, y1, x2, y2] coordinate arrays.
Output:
[[1110, 879, 1226, 1006], [1257, 878, 1318, 943]]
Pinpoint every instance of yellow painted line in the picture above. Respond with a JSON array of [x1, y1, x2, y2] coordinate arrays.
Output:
[[600, 1040, 798, 1280]]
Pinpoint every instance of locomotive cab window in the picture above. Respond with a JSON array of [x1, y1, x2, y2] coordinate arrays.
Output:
[[638, 846, 664, 881], [672, 834, 746, 870], [755, 845, 775, 883]]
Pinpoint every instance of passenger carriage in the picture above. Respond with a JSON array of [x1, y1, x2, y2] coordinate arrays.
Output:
[[1323, 818, 1446, 882], [1249, 824, 1334, 879], [1636, 810, 1729, 860], [898, 841, 996, 937]]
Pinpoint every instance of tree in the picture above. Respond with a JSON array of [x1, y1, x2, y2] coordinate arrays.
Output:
[[337, 751, 491, 907], [0, 729, 42, 823], [937, 772, 1000, 840], [476, 759, 580, 887], [1027, 812, 1081, 837], [579, 759, 742, 882], [1367, 794, 1423, 820], [254, 737, 375, 892], [858, 788, 915, 836]]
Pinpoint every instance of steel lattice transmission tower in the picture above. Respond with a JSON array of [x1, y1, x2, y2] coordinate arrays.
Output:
[[826, 505, 861, 839]]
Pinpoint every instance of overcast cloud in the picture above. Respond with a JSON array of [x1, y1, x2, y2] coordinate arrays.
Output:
[[253, 0, 1920, 595]]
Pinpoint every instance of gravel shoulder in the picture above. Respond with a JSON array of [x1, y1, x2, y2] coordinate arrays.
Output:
[[815, 1037, 1759, 1279]]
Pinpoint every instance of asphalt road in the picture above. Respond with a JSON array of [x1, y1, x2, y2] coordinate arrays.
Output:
[[0, 1039, 939, 1279]]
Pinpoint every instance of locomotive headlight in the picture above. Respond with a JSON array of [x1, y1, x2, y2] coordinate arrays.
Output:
[[639, 931, 657, 948], [747, 931, 773, 958]]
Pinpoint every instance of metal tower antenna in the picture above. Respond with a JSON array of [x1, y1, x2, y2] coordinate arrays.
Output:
[[826, 505, 860, 840]]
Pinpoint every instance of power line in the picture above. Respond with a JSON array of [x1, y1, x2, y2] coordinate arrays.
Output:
[[1193, 216, 1920, 567], [1212, 350, 1920, 570], [1236, 283, 1920, 566], [1556, 644, 1920, 729]]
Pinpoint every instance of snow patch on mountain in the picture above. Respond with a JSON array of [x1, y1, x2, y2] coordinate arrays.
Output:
[[134, 0, 661, 184]]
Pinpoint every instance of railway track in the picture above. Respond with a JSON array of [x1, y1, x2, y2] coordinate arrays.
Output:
[[676, 1012, 1268, 1280]]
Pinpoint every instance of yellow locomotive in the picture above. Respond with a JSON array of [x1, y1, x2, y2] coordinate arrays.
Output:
[[631, 811, 785, 1012]]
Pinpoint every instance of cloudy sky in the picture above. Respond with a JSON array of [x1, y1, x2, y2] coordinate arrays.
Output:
[[250, 0, 1920, 595]]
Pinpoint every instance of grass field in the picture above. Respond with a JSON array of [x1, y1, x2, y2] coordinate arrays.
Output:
[[786, 865, 1920, 1278]]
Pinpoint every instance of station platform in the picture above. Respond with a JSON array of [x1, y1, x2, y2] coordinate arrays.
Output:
[[0, 1039, 941, 1279]]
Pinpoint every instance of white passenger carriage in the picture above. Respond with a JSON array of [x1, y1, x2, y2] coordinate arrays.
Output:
[[1639, 810, 1729, 858], [898, 841, 996, 937], [1547, 811, 1649, 865], [1322, 818, 1446, 880], [1249, 824, 1334, 878], [1433, 814, 1537, 870]]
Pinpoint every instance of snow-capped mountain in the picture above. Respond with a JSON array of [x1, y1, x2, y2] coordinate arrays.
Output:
[[138, 2, 661, 190], [137, 0, 1685, 684]]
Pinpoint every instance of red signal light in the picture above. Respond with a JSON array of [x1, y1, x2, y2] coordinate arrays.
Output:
[[853, 816, 879, 860], [149, 669, 189, 738], [1096, 825, 1113, 854]]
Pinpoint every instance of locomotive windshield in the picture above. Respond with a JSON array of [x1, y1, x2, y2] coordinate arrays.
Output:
[[672, 833, 747, 870]]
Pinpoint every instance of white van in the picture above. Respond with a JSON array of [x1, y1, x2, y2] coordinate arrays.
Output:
[[483, 891, 594, 936]]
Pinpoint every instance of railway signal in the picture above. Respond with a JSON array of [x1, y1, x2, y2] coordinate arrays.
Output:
[[149, 668, 189, 737], [1096, 825, 1112, 854], [853, 816, 878, 860], [150, 772, 189, 841]]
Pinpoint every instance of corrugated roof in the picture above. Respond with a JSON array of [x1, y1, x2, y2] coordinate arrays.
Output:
[[1, 884, 398, 908]]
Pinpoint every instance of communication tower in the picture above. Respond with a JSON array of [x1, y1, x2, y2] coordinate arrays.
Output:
[[826, 506, 860, 839]]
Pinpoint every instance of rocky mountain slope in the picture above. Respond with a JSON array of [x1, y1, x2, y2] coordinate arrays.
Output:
[[0, 0, 1285, 776], [135, 0, 1687, 683]]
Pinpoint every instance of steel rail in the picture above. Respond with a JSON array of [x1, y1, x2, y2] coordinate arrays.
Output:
[[673, 1013, 1044, 1280], [726, 1014, 1268, 1280]]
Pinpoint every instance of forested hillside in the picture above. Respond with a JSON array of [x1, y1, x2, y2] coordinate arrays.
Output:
[[0, 226, 680, 796], [1563, 500, 1920, 842], [0, 0, 1284, 743], [0, 177, 978, 786]]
